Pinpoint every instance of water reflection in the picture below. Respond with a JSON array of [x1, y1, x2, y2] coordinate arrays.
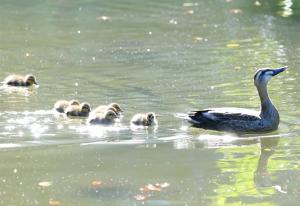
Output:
[[0, 85, 37, 98], [254, 136, 287, 193], [279, 0, 293, 17]]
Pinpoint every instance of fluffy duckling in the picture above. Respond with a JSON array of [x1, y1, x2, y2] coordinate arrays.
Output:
[[54, 99, 80, 113], [65, 102, 91, 117], [130, 112, 157, 126], [4, 74, 38, 87], [93, 103, 123, 116], [88, 110, 118, 125]]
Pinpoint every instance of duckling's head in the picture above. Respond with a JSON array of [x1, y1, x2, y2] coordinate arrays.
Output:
[[105, 110, 118, 120], [109, 103, 123, 113], [69, 99, 80, 106], [254, 66, 287, 87], [25, 74, 38, 85], [146, 112, 156, 124], [80, 102, 91, 113]]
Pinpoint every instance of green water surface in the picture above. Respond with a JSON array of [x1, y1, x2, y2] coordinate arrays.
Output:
[[0, 0, 300, 205]]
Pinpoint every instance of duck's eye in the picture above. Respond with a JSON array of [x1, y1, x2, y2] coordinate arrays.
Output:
[[82, 105, 91, 111]]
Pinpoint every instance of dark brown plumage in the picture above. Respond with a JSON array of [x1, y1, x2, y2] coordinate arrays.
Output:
[[4, 74, 38, 87], [184, 66, 287, 133], [66, 102, 91, 117], [88, 110, 118, 124], [54, 99, 80, 113]]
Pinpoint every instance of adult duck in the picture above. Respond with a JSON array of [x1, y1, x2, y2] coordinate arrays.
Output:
[[180, 66, 287, 133]]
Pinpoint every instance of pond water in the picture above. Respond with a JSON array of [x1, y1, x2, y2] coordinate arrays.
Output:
[[1, 0, 300, 205]]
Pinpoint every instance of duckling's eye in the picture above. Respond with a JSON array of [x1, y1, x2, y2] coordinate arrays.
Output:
[[108, 113, 116, 118]]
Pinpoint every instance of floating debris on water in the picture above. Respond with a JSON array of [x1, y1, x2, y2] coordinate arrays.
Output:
[[230, 9, 243, 14], [194, 37, 203, 42], [134, 194, 151, 201], [91, 180, 102, 188], [140, 184, 162, 192], [184, 10, 194, 15], [97, 16, 112, 21], [183, 2, 199, 7], [226, 43, 240, 48], [38, 181, 52, 187], [135, 182, 170, 201], [169, 19, 178, 25], [48, 200, 60, 206], [255, 1, 262, 6]]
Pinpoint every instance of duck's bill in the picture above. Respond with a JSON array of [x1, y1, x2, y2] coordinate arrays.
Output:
[[272, 66, 288, 76]]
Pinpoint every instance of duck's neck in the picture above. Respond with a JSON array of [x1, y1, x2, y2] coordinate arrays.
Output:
[[257, 84, 278, 119]]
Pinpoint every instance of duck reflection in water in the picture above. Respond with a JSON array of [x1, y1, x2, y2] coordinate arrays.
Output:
[[254, 136, 286, 193]]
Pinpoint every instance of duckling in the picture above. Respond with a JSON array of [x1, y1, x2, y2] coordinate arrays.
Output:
[[4, 74, 38, 86], [130, 112, 157, 126], [93, 103, 123, 116], [54, 99, 80, 113], [65, 102, 91, 117], [88, 110, 118, 125]]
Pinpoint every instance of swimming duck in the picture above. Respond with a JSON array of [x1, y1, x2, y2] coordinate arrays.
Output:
[[92, 103, 123, 116], [181, 66, 287, 133], [54, 99, 80, 113], [130, 112, 157, 126], [88, 110, 118, 124], [65, 102, 91, 117], [4, 74, 38, 86]]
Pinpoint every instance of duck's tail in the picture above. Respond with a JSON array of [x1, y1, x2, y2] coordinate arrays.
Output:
[[175, 113, 190, 120]]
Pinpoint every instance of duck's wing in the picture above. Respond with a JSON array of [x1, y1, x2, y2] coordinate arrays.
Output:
[[4, 75, 23, 85], [188, 107, 260, 130], [93, 105, 108, 113]]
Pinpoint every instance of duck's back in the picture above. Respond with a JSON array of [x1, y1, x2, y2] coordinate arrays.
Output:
[[188, 107, 263, 132], [93, 105, 108, 114], [130, 113, 147, 126], [4, 75, 25, 86]]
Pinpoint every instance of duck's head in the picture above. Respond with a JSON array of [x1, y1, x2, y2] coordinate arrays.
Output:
[[80, 102, 91, 113], [146, 112, 156, 124], [25, 74, 38, 85], [69, 99, 80, 106], [109, 103, 123, 113], [105, 110, 118, 120], [254, 66, 287, 87]]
